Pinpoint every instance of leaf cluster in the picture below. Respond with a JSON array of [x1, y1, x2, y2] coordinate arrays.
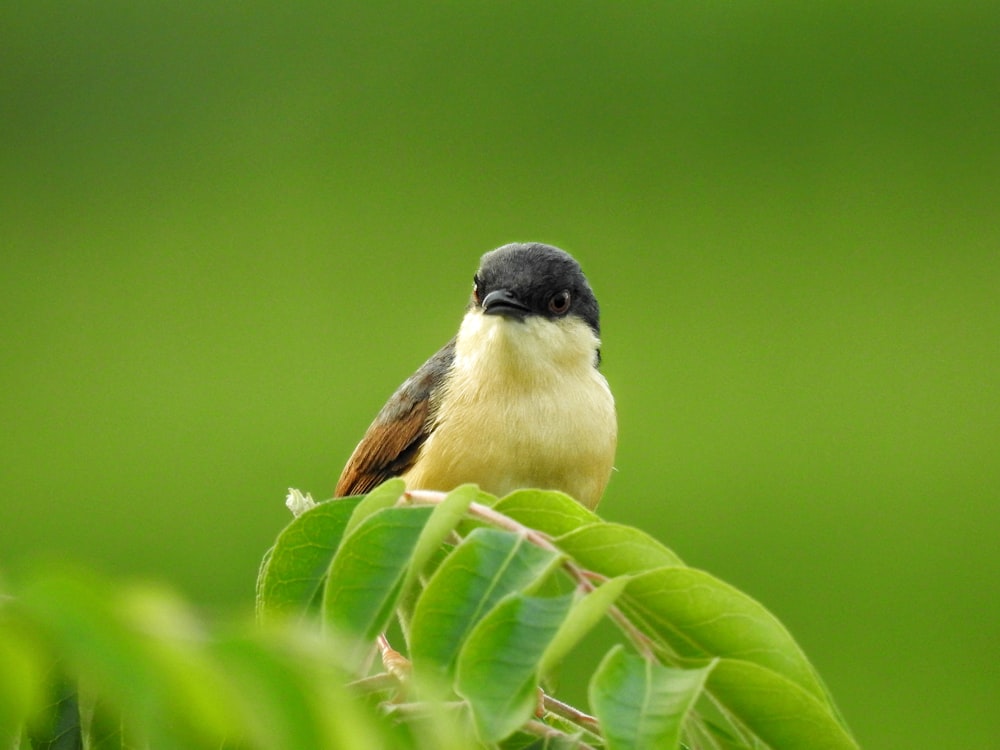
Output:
[[256, 481, 858, 749], [0, 481, 858, 749]]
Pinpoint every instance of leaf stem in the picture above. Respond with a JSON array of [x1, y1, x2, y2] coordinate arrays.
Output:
[[540, 691, 601, 734]]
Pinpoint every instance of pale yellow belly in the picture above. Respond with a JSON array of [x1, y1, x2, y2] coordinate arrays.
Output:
[[402, 368, 617, 509]]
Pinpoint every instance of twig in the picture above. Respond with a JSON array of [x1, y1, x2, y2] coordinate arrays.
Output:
[[377, 633, 411, 682], [541, 691, 601, 735]]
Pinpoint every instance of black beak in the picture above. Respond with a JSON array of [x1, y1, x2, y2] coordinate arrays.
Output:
[[481, 288, 530, 319]]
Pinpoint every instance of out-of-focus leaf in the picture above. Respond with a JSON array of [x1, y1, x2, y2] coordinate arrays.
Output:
[[18, 571, 240, 747], [343, 478, 407, 538], [85, 697, 126, 750], [410, 528, 563, 681], [256, 496, 362, 624], [492, 490, 600, 536], [498, 729, 589, 749], [323, 505, 434, 662], [211, 631, 387, 750], [707, 659, 859, 749], [538, 576, 630, 678], [622, 567, 827, 702], [117, 586, 244, 745], [0, 617, 45, 741], [696, 718, 759, 750], [555, 523, 684, 576], [589, 646, 713, 750], [456, 593, 573, 741], [28, 673, 81, 750]]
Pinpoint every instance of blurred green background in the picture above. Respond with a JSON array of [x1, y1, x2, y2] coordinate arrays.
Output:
[[2, 3, 997, 746]]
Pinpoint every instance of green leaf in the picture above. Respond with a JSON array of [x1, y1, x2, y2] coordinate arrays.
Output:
[[0, 618, 45, 740], [404, 484, 481, 592], [29, 674, 81, 750], [17, 571, 240, 747], [210, 632, 386, 750], [589, 646, 713, 750], [256, 496, 363, 624], [456, 593, 573, 741], [622, 567, 827, 702], [538, 576, 630, 678], [707, 659, 859, 749], [343, 478, 407, 538], [323, 505, 434, 661], [410, 528, 564, 681], [493, 489, 601, 536], [555, 523, 684, 576], [85, 697, 127, 750]]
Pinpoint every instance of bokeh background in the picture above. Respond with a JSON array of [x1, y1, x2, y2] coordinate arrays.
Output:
[[2, 3, 997, 747]]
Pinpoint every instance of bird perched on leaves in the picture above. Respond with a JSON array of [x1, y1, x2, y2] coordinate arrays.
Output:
[[335, 242, 617, 509]]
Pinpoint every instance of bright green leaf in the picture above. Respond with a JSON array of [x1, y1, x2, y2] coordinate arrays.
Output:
[[707, 659, 859, 749], [538, 576, 630, 678], [493, 489, 601, 536], [589, 646, 713, 750], [404, 484, 482, 592], [555, 523, 684, 576], [456, 593, 573, 741], [0, 619, 45, 740], [323, 505, 434, 661], [623, 567, 827, 702], [256, 496, 362, 624], [343, 478, 407, 538], [410, 528, 564, 681]]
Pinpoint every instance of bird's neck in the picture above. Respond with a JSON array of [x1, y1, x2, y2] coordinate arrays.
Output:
[[453, 311, 600, 386]]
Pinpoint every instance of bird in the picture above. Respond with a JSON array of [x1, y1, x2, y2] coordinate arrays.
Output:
[[335, 242, 617, 509]]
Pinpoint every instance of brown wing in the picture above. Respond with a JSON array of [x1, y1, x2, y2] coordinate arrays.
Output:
[[335, 339, 455, 497]]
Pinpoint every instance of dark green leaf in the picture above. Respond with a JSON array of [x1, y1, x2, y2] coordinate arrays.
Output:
[[456, 593, 573, 741], [410, 528, 563, 682], [256, 496, 362, 624], [589, 646, 713, 750], [29, 673, 82, 750], [323, 505, 434, 661]]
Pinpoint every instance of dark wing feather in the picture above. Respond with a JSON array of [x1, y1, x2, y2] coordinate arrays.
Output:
[[335, 339, 455, 497]]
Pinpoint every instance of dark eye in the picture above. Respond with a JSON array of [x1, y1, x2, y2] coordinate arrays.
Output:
[[472, 276, 481, 305], [548, 290, 572, 315]]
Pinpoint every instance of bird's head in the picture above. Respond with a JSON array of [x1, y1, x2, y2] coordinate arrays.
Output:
[[458, 243, 602, 372]]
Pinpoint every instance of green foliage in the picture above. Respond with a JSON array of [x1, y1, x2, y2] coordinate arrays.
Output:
[[590, 647, 712, 750], [0, 483, 859, 748]]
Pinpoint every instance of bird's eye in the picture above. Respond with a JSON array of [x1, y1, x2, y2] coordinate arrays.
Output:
[[548, 290, 572, 315]]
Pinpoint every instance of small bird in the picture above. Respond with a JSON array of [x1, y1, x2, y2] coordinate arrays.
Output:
[[335, 242, 617, 509]]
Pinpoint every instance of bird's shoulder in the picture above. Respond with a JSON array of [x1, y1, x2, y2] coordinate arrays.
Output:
[[334, 338, 455, 497]]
